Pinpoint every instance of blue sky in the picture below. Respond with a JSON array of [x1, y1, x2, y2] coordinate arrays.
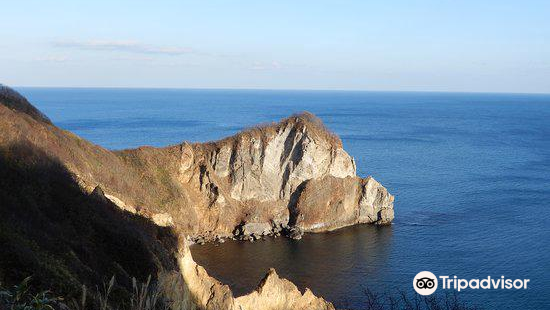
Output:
[[1, 0, 549, 93]]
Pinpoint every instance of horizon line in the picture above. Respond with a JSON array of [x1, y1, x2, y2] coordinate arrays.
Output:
[[9, 84, 550, 96]]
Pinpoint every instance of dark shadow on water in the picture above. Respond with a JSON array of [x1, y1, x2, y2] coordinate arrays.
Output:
[[191, 224, 394, 305]]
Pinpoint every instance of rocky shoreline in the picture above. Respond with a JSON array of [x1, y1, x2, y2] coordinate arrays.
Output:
[[0, 85, 394, 310], [191, 221, 300, 245], [69, 108, 395, 245]]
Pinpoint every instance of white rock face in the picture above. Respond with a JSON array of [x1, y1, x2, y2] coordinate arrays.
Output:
[[174, 112, 394, 239], [151, 213, 174, 227], [209, 122, 356, 202], [92, 186, 176, 228], [240, 222, 272, 236], [179, 143, 194, 178], [104, 193, 138, 214], [358, 177, 395, 224]]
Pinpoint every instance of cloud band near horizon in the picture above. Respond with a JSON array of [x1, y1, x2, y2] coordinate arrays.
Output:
[[54, 40, 196, 56]]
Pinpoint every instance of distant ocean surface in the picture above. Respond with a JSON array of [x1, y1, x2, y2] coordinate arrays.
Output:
[[18, 88, 550, 310]]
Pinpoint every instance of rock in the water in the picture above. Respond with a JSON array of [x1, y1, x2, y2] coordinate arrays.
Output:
[[288, 227, 304, 240], [241, 222, 272, 236]]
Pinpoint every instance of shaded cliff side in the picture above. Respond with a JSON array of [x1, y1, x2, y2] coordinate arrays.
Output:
[[0, 141, 178, 306]]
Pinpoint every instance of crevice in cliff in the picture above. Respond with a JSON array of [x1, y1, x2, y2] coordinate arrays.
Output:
[[287, 180, 308, 228], [279, 125, 308, 199]]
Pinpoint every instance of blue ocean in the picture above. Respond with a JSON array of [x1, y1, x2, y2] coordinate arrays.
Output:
[[18, 88, 550, 310]]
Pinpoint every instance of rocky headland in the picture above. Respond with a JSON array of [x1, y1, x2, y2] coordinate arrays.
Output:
[[0, 85, 394, 310]]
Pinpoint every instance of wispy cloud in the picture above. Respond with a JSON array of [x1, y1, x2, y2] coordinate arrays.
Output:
[[33, 55, 69, 63], [250, 61, 283, 71], [54, 40, 196, 55], [249, 61, 316, 72]]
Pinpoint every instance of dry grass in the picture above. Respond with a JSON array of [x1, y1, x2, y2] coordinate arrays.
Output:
[[2, 275, 481, 310], [351, 288, 482, 310], [0, 100, 183, 216], [0, 141, 178, 307], [199, 111, 342, 156], [1, 275, 174, 310], [0, 85, 52, 124]]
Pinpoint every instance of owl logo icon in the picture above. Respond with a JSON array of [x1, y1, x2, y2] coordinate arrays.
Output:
[[416, 277, 435, 289], [413, 271, 438, 295]]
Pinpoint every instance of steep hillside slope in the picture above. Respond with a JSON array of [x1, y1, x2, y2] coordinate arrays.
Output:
[[0, 141, 178, 305]]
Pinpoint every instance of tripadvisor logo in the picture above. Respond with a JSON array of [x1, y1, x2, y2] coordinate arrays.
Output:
[[413, 271, 530, 296], [413, 271, 438, 295]]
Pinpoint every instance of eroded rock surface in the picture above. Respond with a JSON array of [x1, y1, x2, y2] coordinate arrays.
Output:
[[1, 90, 394, 241], [172, 112, 393, 240], [291, 176, 394, 232]]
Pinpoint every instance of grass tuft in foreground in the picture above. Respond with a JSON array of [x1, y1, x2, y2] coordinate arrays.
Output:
[[351, 287, 481, 310], [1, 276, 171, 310], [2, 276, 482, 310]]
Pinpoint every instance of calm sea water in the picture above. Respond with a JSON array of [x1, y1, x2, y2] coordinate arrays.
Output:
[[18, 88, 550, 310]]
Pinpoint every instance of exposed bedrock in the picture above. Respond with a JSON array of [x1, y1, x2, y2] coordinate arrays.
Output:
[[290, 176, 395, 233], [171, 112, 394, 241], [1, 85, 394, 241]]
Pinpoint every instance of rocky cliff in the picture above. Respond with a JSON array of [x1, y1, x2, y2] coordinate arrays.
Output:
[[150, 111, 394, 241], [0, 86, 394, 310], [0, 87, 394, 242]]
